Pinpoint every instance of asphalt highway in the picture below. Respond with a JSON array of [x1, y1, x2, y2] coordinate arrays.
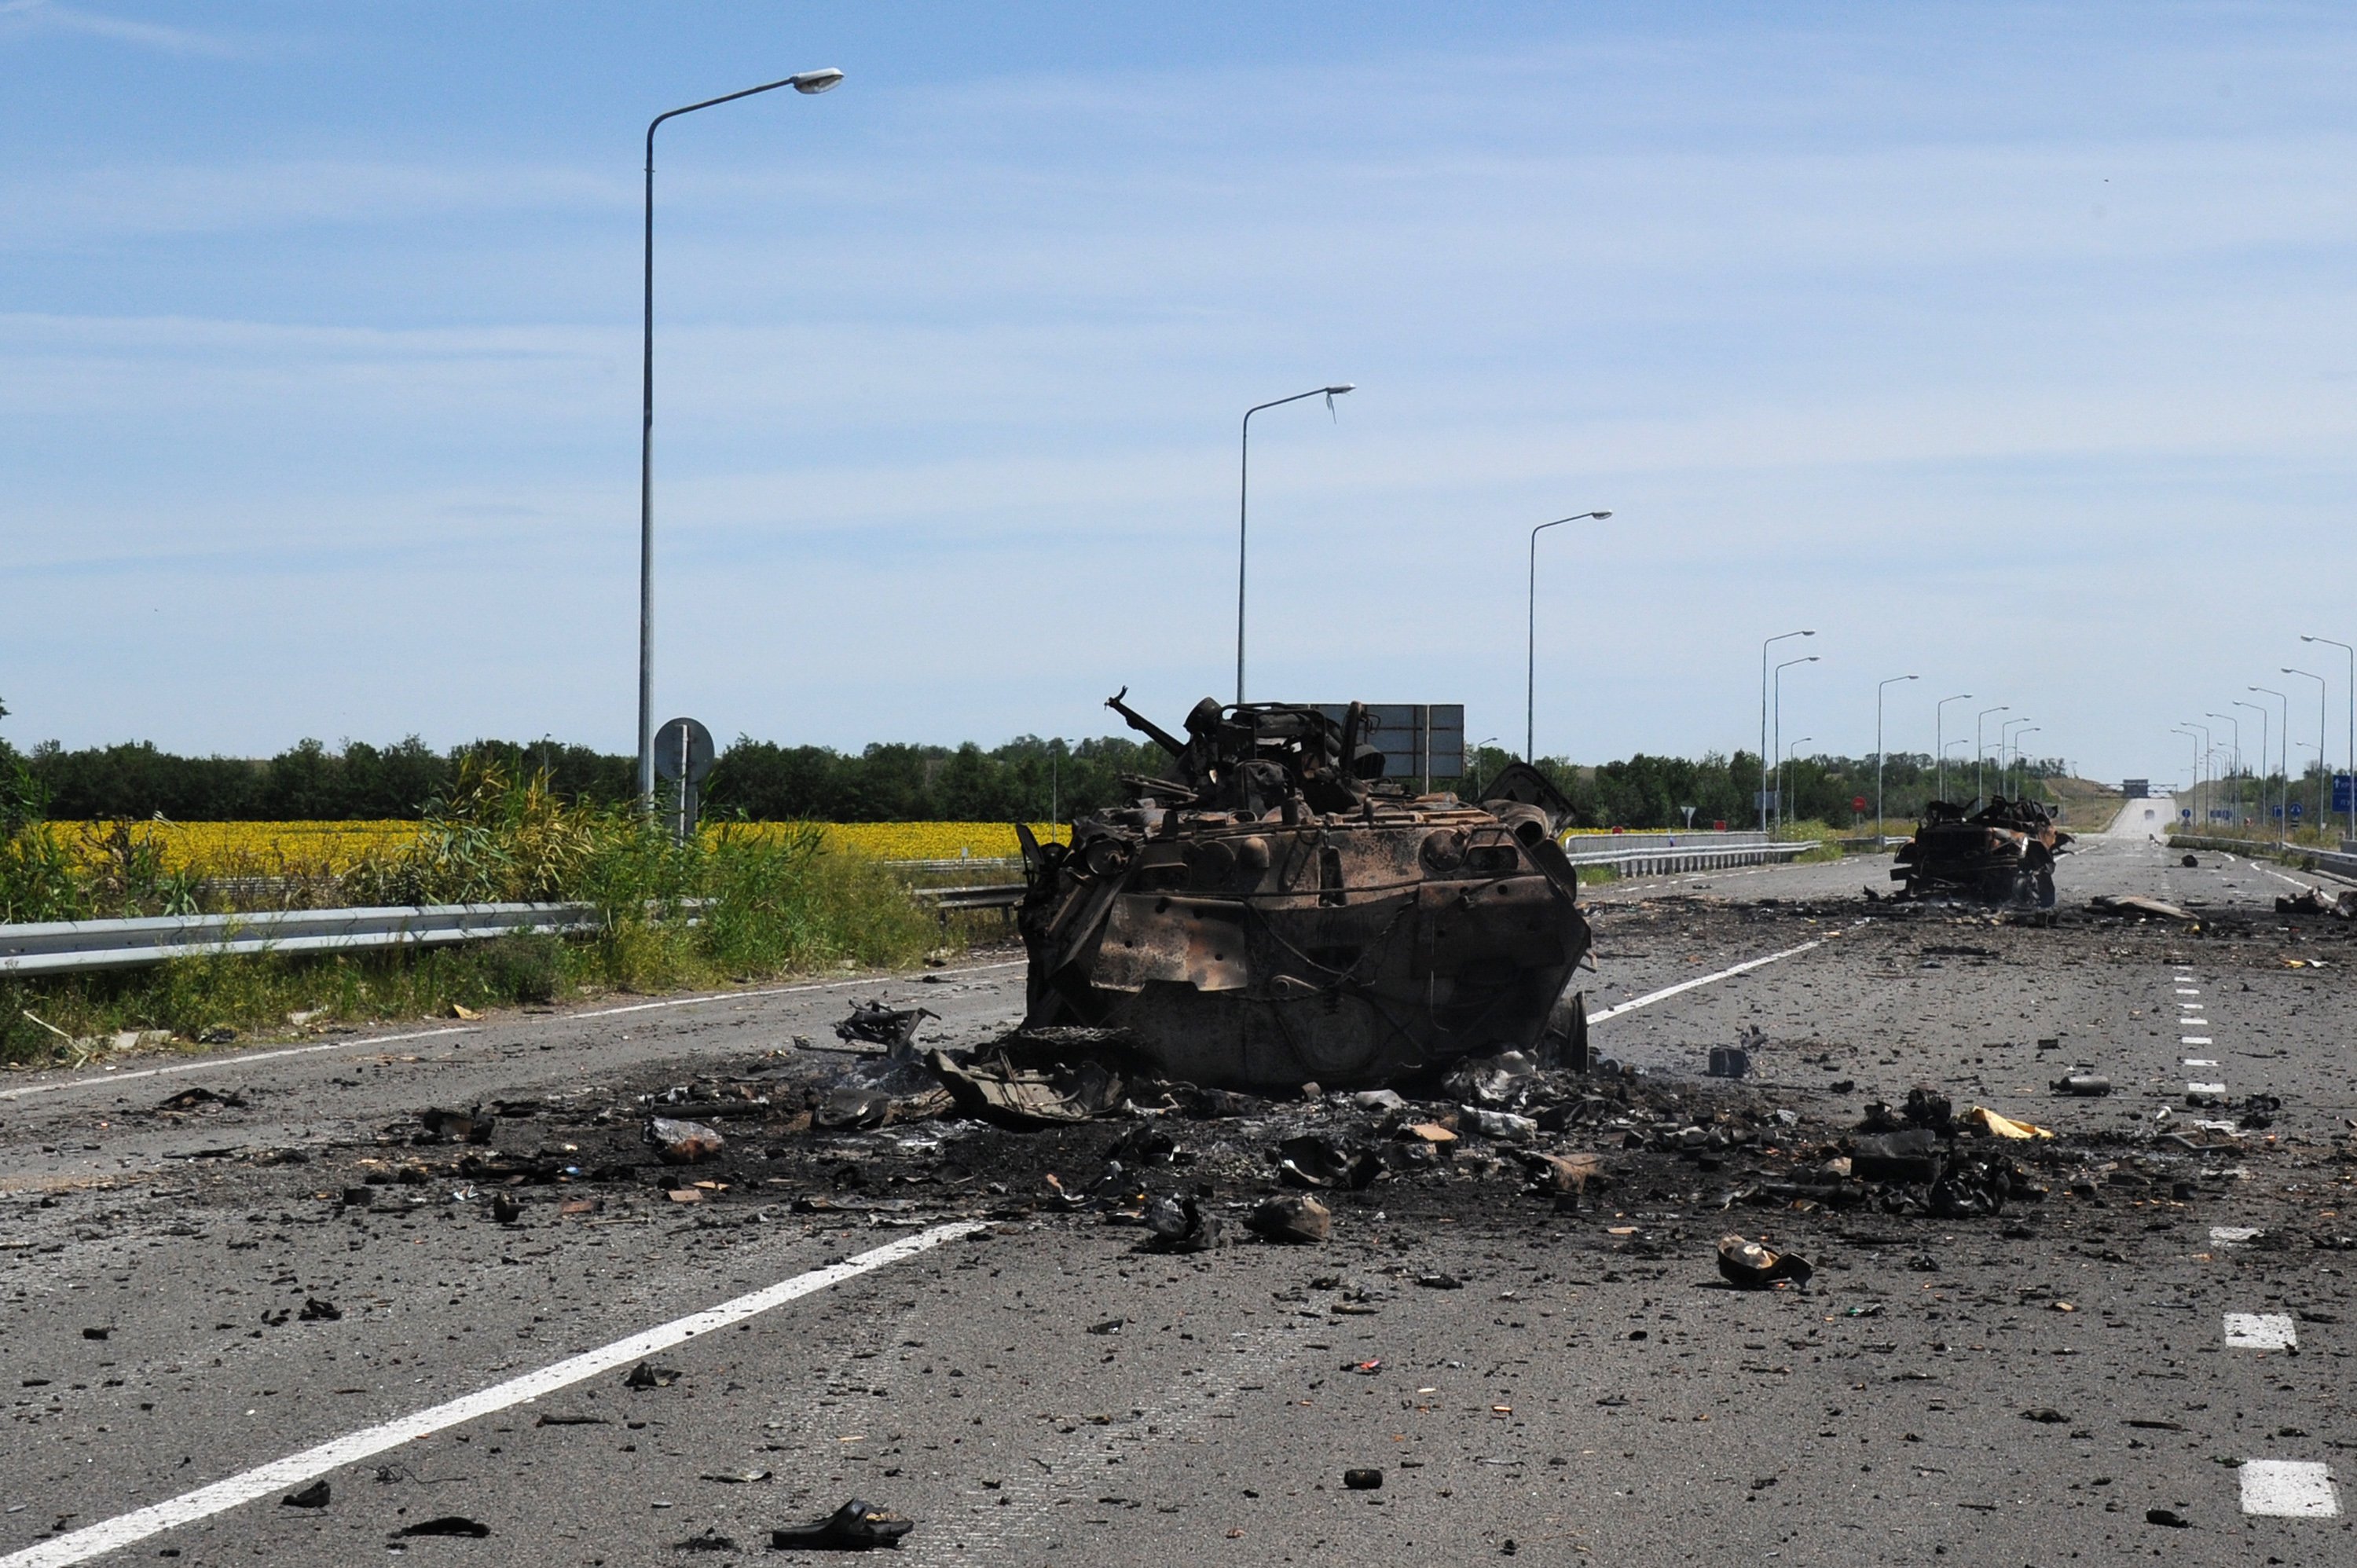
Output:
[[4, 801, 2353, 1566]]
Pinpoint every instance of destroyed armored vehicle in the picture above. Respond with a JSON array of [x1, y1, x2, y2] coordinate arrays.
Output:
[[1891, 796, 2071, 904], [1010, 691, 1594, 1092]]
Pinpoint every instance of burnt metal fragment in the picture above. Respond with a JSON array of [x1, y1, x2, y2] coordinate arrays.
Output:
[[769, 1497, 915, 1552]]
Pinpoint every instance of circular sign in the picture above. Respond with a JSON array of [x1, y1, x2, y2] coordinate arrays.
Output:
[[1852, 796, 1867, 812], [653, 716, 716, 785]]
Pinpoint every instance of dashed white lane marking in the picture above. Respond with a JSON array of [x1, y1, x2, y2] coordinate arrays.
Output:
[[2189, 1081, 2227, 1094], [2185, 1057, 2220, 1067], [2224, 1313, 2298, 1350], [0, 1221, 986, 1568], [1586, 932, 1845, 1024], [2175, 987, 2201, 995], [2239, 1460, 2341, 1518], [0, 1026, 477, 1102], [2211, 1226, 2263, 1244], [2183, 1035, 2215, 1046], [0, 962, 1029, 1103]]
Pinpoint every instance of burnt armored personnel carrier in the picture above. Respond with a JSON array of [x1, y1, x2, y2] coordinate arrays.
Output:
[[1890, 797, 2071, 904], [1010, 692, 1595, 1092]]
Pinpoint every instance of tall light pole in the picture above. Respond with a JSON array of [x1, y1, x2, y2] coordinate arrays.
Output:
[[1772, 655, 1818, 836], [1468, 736, 1497, 794], [2252, 685, 2288, 844], [2283, 667, 2326, 836], [1783, 736, 1813, 829], [1525, 510, 1612, 760], [1759, 630, 1814, 830], [1875, 673, 1919, 838], [1974, 705, 2009, 805], [636, 66, 845, 804], [2172, 727, 2202, 824], [2301, 634, 2355, 841], [2184, 721, 2213, 826], [1237, 384, 1354, 705], [2011, 727, 2041, 800], [1934, 692, 1972, 803], [2233, 698, 2269, 841], [2000, 716, 2032, 798], [2205, 712, 2242, 826]]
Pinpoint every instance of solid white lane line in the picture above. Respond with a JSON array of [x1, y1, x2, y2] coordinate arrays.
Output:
[[2223, 1313, 2297, 1350], [2239, 1460, 2341, 1518], [0, 961, 1030, 1104], [570, 960, 1025, 1020], [0, 1027, 478, 1103], [0, 1221, 986, 1568], [1587, 932, 1841, 1024]]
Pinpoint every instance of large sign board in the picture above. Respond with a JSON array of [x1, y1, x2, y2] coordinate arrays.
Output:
[[2121, 779, 2149, 799], [1310, 703, 1464, 789]]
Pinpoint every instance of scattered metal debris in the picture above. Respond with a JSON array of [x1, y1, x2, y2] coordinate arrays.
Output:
[[1717, 1233, 1813, 1289], [835, 1001, 937, 1054], [643, 1117, 726, 1163], [769, 1497, 915, 1551]]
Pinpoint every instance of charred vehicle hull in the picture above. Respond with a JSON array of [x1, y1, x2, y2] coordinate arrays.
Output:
[[1891, 797, 2070, 905], [1015, 694, 1593, 1092]]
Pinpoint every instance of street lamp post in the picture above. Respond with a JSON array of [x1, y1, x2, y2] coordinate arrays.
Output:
[[1772, 655, 1818, 836], [2283, 668, 2327, 836], [1974, 705, 2009, 805], [2301, 635, 2355, 841], [2251, 685, 2289, 844], [1525, 511, 1611, 761], [2233, 698, 2269, 841], [1237, 385, 1354, 705], [1875, 673, 1919, 841], [2184, 722, 2213, 826], [1759, 631, 1815, 830], [1468, 737, 1497, 795], [1783, 737, 1813, 830], [1934, 692, 1972, 804], [2205, 712, 2242, 826], [2000, 716, 2032, 798], [2172, 727, 2202, 823], [2011, 727, 2041, 800], [636, 66, 845, 804]]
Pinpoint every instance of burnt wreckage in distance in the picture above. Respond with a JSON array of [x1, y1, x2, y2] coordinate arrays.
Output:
[[1890, 796, 2072, 905], [1011, 691, 1594, 1092]]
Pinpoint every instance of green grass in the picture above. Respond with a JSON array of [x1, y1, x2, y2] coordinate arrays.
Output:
[[0, 762, 946, 1067]]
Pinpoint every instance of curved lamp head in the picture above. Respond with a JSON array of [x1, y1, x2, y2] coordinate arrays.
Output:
[[791, 68, 846, 93], [1324, 383, 1355, 396]]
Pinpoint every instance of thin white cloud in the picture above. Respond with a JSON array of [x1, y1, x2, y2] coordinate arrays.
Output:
[[0, 0, 247, 58]]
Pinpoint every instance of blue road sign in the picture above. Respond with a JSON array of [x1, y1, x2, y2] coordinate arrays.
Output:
[[2337, 773, 2354, 814], [2291, 801, 2304, 820], [2181, 808, 2194, 822]]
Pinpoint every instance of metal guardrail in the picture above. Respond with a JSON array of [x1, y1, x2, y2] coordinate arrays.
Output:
[[0, 903, 601, 977], [1561, 841, 1813, 876]]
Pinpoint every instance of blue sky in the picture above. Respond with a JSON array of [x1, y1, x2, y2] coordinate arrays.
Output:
[[5, 2, 2355, 786]]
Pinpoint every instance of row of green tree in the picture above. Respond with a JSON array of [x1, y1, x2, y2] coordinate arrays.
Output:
[[1, 701, 2065, 830]]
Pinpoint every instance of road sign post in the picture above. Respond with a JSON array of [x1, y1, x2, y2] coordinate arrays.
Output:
[[653, 716, 717, 844]]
